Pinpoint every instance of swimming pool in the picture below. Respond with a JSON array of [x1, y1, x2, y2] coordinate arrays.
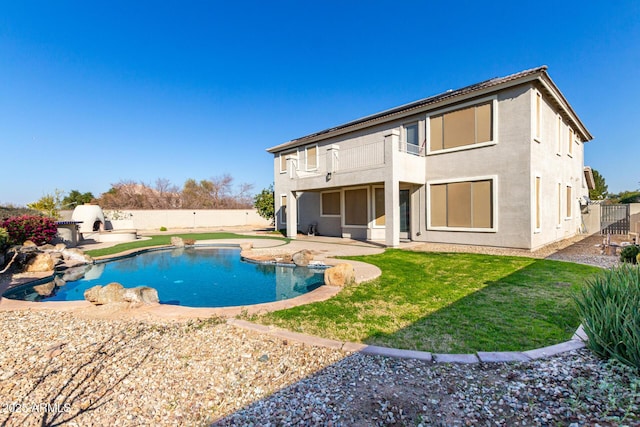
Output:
[[2, 247, 326, 308]]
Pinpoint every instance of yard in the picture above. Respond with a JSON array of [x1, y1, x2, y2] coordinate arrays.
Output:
[[250, 249, 601, 353]]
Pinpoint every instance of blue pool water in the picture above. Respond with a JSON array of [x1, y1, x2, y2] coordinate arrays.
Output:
[[3, 247, 325, 307]]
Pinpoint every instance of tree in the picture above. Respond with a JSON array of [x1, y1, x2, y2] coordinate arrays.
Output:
[[62, 190, 95, 208], [588, 169, 608, 200], [254, 185, 274, 224], [27, 189, 64, 218]]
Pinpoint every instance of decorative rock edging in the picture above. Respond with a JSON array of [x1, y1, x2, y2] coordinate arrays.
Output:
[[227, 318, 588, 364]]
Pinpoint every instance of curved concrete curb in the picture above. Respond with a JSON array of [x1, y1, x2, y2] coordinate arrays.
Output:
[[227, 319, 588, 364]]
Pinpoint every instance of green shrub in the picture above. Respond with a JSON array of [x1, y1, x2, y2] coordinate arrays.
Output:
[[160, 226, 167, 231], [0, 215, 58, 246], [620, 245, 640, 264], [575, 264, 640, 370], [0, 227, 8, 249]]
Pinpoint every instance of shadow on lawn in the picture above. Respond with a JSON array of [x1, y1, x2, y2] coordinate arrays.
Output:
[[362, 257, 597, 353]]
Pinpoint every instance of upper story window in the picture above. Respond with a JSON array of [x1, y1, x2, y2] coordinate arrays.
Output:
[[279, 150, 296, 173], [403, 122, 420, 155], [567, 128, 574, 157], [306, 145, 318, 171], [534, 91, 542, 142], [556, 115, 562, 155], [428, 98, 494, 153]]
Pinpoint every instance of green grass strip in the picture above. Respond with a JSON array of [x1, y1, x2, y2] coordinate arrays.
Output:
[[251, 250, 600, 353], [85, 232, 287, 257]]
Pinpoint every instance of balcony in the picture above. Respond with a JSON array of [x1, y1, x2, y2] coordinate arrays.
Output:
[[284, 135, 425, 190]]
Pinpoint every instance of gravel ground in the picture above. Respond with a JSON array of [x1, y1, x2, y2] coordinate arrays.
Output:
[[1, 310, 638, 427], [1, 234, 638, 426]]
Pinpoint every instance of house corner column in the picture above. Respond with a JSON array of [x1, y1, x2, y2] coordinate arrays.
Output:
[[286, 190, 297, 239], [384, 130, 400, 247]]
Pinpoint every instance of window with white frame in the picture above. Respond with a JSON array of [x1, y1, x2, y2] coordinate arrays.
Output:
[[556, 116, 562, 155], [429, 178, 494, 230], [321, 191, 340, 216], [428, 98, 495, 153], [279, 151, 296, 173], [403, 122, 420, 155], [306, 145, 318, 171], [534, 91, 542, 142], [568, 128, 574, 156], [373, 187, 385, 226]]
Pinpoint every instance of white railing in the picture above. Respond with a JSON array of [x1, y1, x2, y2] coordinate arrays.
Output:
[[288, 138, 427, 180], [398, 140, 426, 157], [338, 140, 385, 171]]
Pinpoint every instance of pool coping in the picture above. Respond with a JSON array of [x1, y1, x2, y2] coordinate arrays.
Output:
[[0, 240, 383, 318]]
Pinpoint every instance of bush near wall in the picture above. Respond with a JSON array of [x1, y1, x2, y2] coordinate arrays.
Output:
[[575, 264, 640, 370], [620, 245, 640, 264], [0, 215, 58, 246]]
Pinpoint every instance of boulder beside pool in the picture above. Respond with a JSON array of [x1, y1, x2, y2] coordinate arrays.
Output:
[[84, 282, 160, 305], [323, 263, 355, 287]]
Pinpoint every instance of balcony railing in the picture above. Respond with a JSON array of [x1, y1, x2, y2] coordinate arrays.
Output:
[[338, 140, 385, 171], [398, 140, 426, 157], [287, 138, 425, 179]]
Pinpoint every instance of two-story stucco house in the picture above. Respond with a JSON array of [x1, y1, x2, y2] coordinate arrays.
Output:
[[267, 66, 594, 249]]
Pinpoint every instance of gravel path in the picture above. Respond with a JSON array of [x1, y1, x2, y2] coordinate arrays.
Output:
[[1, 234, 637, 426]]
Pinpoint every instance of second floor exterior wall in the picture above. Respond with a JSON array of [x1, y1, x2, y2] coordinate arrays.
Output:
[[268, 66, 593, 249]]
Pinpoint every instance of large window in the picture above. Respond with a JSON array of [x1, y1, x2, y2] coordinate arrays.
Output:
[[321, 191, 340, 216], [344, 188, 368, 226], [430, 179, 494, 229], [429, 100, 493, 152], [306, 145, 318, 171]]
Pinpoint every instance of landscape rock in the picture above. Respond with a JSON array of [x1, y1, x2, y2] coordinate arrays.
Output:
[[25, 253, 57, 272], [84, 282, 159, 305], [60, 248, 93, 264], [324, 263, 355, 286], [292, 249, 314, 266], [84, 283, 125, 305], [121, 286, 160, 304], [239, 242, 253, 251], [171, 236, 185, 247]]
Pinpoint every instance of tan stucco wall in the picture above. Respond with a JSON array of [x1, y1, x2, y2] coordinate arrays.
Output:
[[272, 83, 591, 249], [61, 209, 271, 231]]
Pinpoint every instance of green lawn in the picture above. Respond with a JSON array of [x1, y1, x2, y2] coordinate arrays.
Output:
[[250, 250, 601, 353], [84, 232, 287, 257]]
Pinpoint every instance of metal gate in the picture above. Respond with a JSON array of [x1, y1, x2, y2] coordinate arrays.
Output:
[[600, 204, 630, 234]]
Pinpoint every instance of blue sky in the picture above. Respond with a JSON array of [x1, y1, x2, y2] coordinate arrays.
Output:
[[1, 1, 638, 206]]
